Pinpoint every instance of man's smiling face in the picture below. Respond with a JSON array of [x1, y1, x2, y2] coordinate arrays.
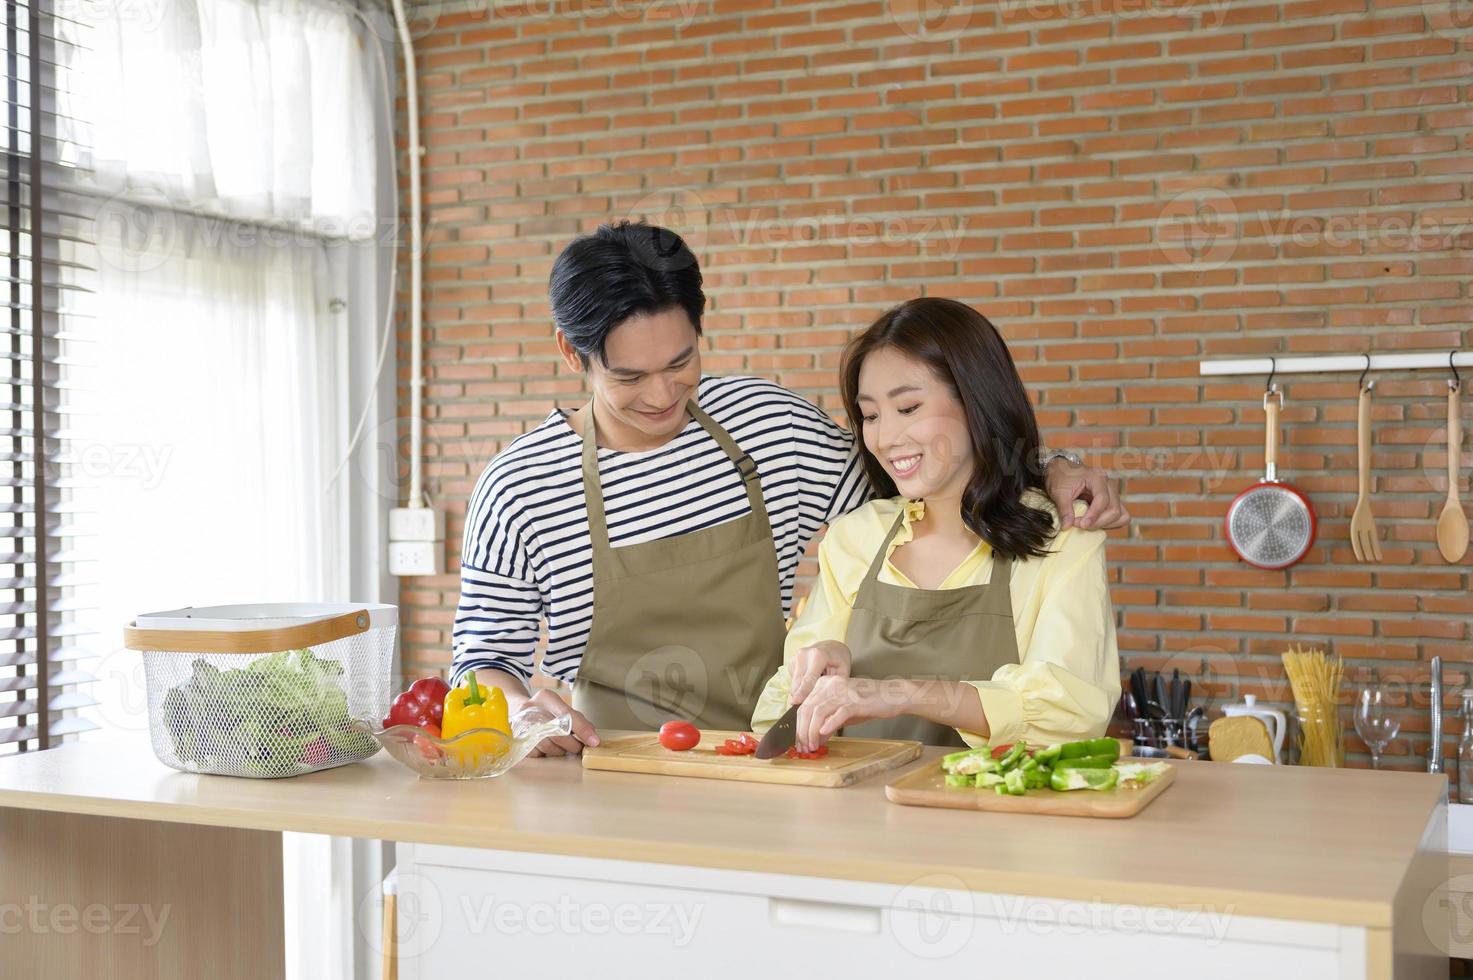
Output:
[[570, 307, 703, 448]]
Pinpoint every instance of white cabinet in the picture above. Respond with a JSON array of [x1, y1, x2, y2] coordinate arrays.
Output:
[[392, 845, 1365, 980], [1445, 803, 1473, 958]]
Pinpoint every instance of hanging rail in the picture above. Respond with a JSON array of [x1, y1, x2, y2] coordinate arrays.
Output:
[[1199, 352, 1473, 377]]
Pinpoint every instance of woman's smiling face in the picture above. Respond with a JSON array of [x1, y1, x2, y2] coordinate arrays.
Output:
[[856, 346, 974, 501]]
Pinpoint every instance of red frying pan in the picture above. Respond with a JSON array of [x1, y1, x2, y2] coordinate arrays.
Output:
[[1226, 385, 1316, 569]]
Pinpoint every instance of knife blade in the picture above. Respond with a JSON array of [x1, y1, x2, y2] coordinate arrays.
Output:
[[755, 703, 800, 760], [1130, 667, 1148, 711]]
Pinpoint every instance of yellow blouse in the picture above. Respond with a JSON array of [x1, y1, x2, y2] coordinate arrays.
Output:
[[751, 494, 1119, 748]]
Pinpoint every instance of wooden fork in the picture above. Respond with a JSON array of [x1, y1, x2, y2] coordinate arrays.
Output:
[[1350, 383, 1382, 562]]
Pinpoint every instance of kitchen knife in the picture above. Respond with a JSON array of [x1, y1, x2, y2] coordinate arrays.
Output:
[[755, 703, 800, 760], [1130, 668, 1148, 711]]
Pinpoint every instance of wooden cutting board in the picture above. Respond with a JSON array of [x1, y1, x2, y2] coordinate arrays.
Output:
[[885, 761, 1177, 818], [581, 730, 923, 788]]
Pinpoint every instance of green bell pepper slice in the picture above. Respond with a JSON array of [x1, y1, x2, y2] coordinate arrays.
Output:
[[1033, 743, 1063, 767], [941, 747, 987, 773], [1054, 754, 1116, 770], [1050, 767, 1120, 792], [1056, 737, 1120, 761]]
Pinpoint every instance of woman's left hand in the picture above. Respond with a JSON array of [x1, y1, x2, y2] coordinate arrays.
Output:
[[794, 676, 908, 753], [788, 639, 852, 707]]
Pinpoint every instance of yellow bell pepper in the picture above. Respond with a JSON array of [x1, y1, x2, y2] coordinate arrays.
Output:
[[441, 672, 510, 766]]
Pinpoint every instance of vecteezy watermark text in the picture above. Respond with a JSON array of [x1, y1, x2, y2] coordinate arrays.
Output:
[[0, 898, 172, 947], [461, 895, 703, 946]]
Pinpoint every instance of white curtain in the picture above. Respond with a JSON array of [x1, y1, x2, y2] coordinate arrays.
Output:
[[73, 0, 378, 233], [87, 215, 349, 631], [66, 0, 384, 736]]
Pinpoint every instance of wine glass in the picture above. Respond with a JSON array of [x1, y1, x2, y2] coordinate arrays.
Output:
[[1353, 684, 1400, 770]]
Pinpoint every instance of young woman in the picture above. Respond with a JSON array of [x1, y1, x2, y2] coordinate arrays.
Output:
[[750, 298, 1119, 751]]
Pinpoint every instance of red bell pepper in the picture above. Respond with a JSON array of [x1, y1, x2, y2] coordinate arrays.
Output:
[[384, 676, 450, 737]]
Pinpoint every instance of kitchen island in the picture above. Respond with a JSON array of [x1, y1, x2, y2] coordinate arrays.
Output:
[[0, 737, 1449, 979]]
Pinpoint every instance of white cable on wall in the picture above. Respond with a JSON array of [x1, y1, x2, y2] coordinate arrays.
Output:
[[328, 0, 426, 510], [389, 0, 426, 510], [328, 2, 398, 493]]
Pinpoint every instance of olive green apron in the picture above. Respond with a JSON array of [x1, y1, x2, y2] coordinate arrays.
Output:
[[841, 508, 1021, 747], [571, 399, 786, 732]]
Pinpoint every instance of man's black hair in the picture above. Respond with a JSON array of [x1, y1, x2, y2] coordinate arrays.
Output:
[[548, 220, 704, 367]]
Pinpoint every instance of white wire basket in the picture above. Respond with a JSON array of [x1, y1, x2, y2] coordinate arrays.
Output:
[[123, 603, 398, 779]]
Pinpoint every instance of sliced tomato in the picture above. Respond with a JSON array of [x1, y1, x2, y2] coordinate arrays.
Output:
[[727, 735, 757, 755], [712, 732, 760, 757], [785, 744, 829, 760]]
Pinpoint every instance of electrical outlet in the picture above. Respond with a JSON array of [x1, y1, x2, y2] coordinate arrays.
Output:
[[390, 506, 444, 542], [389, 541, 440, 577]]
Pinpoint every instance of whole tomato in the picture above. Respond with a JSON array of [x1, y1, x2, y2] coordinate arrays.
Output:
[[658, 720, 700, 751]]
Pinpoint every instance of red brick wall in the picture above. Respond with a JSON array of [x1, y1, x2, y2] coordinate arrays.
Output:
[[394, 0, 1473, 768]]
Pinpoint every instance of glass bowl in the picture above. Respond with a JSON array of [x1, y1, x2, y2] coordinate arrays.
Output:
[[351, 705, 572, 779]]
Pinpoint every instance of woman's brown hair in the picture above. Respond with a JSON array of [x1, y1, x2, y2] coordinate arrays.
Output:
[[839, 297, 1054, 560]]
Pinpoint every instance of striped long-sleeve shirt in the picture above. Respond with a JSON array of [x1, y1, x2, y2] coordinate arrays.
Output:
[[452, 375, 869, 686]]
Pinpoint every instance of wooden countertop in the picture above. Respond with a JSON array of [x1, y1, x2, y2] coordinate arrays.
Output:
[[0, 735, 1446, 928]]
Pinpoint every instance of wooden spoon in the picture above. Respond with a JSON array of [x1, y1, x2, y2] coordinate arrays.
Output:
[[1437, 381, 1469, 563], [1350, 384, 1381, 562]]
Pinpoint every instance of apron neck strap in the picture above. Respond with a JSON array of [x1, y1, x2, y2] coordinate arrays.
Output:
[[580, 397, 767, 551], [860, 508, 910, 587], [580, 399, 611, 549], [858, 504, 1014, 593], [687, 401, 767, 519]]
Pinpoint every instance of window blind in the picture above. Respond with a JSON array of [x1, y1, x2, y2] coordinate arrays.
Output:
[[0, 0, 96, 751]]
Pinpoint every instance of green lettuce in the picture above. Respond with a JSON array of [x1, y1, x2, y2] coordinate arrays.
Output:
[[160, 647, 377, 777]]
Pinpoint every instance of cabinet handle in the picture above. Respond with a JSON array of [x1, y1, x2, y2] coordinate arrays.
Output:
[[382, 874, 398, 980], [769, 897, 882, 934]]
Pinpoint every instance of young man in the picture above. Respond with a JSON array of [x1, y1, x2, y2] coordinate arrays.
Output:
[[453, 221, 1130, 756]]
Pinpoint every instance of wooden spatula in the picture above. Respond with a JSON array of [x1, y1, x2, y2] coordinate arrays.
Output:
[[1437, 380, 1469, 563], [1350, 383, 1382, 562]]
